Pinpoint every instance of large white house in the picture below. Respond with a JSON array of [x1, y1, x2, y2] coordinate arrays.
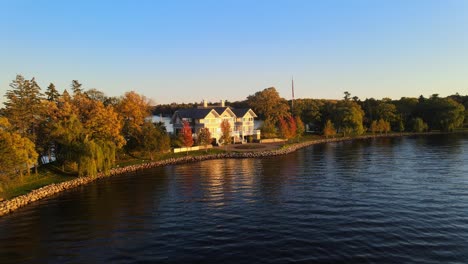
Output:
[[171, 100, 260, 144]]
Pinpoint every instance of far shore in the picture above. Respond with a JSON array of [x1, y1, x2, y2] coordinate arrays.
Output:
[[1, 130, 466, 218]]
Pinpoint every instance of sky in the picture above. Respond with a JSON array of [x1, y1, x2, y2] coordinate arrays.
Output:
[[1, 0, 468, 104]]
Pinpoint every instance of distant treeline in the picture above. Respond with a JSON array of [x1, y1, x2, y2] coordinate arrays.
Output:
[[154, 88, 467, 138]]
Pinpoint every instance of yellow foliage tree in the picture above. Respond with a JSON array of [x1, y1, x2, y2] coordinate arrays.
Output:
[[0, 117, 38, 179]]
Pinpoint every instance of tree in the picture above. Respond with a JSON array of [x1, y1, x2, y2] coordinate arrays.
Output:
[[3, 75, 44, 172], [370, 120, 379, 135], [180, 121, 194, 154], [85, 88, 106, 102], [323, 120, 336, 138], [45, 83, 60, 102], [295, 116, 305, 140], [377, 119, 391, 135], [0, 117, 38, 179], [3, 75, 44, 138], [397, 119, 405, 133], [117, 91, 152, 148], [140, 121, 170, 160], [344, 91, 351, 101], [376, 99, 397, 123], [197, 128, 212, 152], [279, 116, 297, 141], [259, 119, 277, 139], [247, 87, 290, 124], [220, 119, 232, 146], [333, 100, 365, 136], [417, 96, 465, 131], [411, 118, 428, 132], [71, 80, 83, 95]]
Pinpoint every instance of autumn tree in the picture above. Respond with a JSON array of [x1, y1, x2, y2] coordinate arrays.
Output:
[[220, 119, 232, 146], [197, 128, 212, 152], [279, 116, 297, 141], [0, 117, 38, 179], [51, 88, 124, 176], [247, 87, 290, 124], [117, 91, 152, 149], [180, 121, 194, 154], [323, 120, 336, 138], [295, 116, 305, 140], [378, 119, 391, 134]]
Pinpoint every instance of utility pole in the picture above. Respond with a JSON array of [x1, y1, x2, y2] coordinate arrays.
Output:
[[291, 76, 295, 112]]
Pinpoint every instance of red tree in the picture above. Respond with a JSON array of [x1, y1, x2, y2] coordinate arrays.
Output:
[[180, 120, 194, 154], [279, 116, 297, 141]]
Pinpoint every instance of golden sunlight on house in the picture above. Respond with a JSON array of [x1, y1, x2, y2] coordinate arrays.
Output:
[[171, 100, 261, 145]]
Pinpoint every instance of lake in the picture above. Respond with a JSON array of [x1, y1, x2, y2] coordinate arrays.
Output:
[[1, 134, 468, 263]]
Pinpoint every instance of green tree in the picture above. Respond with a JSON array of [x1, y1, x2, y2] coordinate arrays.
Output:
[[3, 75, 44, 139], [71, 80, 83, 95], [45, 83, 60, 102], [417, 96, 465, 131], [197, 128, 212, 152], [140, 121, 170, 160], [376, 98, 397, 123], [333, 100, 365, 136], [411, 118, 428, 132]]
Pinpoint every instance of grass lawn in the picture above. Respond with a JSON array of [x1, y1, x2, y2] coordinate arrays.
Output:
[[1, 166, 75, 200]]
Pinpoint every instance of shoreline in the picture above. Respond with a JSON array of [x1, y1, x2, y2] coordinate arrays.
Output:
[[0, 131, 464, 217]]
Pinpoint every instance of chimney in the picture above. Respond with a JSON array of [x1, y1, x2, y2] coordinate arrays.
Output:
[[220, 99, 225, 107], [203, 99, 208, 108]]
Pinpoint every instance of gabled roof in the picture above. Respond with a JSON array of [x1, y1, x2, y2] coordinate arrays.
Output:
[[213, 107, 236, 117], [171, 108, 220, 123], [231, 108, 258, 118]]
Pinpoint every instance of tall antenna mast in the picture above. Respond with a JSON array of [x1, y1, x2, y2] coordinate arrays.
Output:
[[291, 76, 295, 112]]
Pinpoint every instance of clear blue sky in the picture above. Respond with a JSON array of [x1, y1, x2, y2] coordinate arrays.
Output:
[[1, 0, 468, 104]]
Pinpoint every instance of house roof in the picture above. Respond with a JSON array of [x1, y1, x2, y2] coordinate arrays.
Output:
[[173, 108, 219, 120], [231, 108, 258, 118], [212, 107, 236, 117], [172, 106, 257, 123]]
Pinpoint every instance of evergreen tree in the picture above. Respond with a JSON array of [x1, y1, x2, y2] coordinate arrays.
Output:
[[45, 83, 60, 102]]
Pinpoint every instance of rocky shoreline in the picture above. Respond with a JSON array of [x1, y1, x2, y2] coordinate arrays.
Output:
[[0, 132, 452, 217]]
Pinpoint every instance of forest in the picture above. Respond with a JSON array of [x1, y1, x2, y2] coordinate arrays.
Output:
[[1, 75, 467, 185]]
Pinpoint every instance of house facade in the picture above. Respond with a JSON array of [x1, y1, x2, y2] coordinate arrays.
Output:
[[171, 100, 260, 144]]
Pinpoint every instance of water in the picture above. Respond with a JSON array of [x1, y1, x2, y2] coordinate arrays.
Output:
[[1, 134, 468, 263]]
